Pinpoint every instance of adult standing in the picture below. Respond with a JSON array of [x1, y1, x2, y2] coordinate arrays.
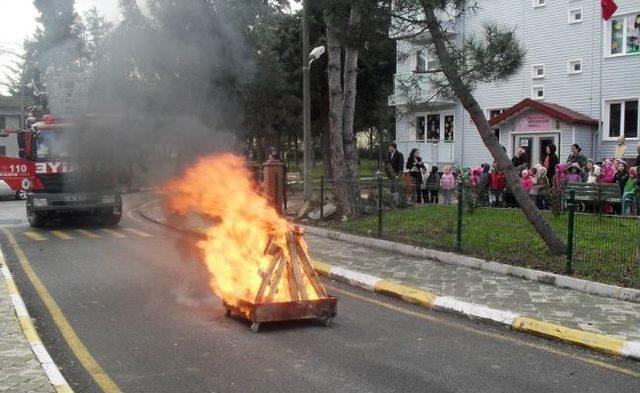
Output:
[[566, 144, 587, 168], [406, 148, 419, 171], [385, 142, 404, 179], [511, 148, 527, 172], [385, 142, 405, 196], [543, 143, 559, 181]]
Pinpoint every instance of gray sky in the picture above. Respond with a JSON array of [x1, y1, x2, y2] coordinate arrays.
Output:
[[0, 0, 301, 94]]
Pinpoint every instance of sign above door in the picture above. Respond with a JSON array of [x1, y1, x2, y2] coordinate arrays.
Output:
[[518, 112, 552, 132]]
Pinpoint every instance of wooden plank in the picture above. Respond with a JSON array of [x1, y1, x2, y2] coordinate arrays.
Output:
[[265, 256, 287, 303], [255, 251, 281, 304], [286, 260, 301, 301], [263, 239, 279, 256], [294, 236, 328, 298], [287, 233, 308, 301]]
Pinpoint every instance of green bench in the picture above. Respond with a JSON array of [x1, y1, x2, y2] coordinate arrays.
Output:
[[563, 183, 621, 211]]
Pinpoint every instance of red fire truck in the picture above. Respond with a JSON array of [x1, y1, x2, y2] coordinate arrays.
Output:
[[0, 114, 123, 227]]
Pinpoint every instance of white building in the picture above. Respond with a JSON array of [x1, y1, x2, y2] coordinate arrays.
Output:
[[390, 0, 640, 168]]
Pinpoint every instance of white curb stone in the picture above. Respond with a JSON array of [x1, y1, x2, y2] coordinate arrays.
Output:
[[0, 250, 73, 392], [433, 296, 520, 326], [622, 341, 640, 361], [330, 267, 380, 290]]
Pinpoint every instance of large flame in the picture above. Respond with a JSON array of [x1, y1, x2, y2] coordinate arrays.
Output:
[[164, 153, 313, 305]]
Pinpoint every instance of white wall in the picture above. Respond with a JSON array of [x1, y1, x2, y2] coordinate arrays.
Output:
[[392, 0, 640, 165]]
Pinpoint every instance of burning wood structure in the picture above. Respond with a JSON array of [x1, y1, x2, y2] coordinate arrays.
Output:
[[165, 154, 336, 333], [223, 226, 337, 332]]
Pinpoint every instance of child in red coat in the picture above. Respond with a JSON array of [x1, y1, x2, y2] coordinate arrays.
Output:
[[488, 163, 505, 207]]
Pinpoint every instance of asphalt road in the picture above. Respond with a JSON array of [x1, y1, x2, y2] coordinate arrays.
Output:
[[1, 193, 640, 393]]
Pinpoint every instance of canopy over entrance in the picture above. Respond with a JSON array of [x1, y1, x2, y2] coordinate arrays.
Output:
[[489, 98, 598, 128]]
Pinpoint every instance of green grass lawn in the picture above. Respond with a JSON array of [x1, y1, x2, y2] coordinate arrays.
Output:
[[337, 205, 639, 288]]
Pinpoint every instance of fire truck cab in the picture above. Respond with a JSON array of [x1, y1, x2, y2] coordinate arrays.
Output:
[[8, 115, 123, 227]]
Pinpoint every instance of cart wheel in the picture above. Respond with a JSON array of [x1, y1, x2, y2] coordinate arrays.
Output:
[[224, 308, 231, 317], [321, 316, 334, 327], [250, 323, 261, 333]]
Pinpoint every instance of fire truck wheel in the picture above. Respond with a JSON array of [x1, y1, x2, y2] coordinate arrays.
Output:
[[101, 212, 122, 227], [26, 206, 45, 228], [250, 323, 261, 333], [321, 316, 334, 327], [15, 190, 27, 200]]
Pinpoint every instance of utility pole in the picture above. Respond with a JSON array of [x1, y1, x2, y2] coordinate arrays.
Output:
[[302, 0, 312, 201]]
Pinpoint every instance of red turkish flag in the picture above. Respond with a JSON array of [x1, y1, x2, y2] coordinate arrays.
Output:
[[602, 0, 618, 21]]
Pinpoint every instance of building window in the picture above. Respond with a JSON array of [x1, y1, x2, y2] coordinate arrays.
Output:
[[444, 115, 454, 141], [532, 85, 545, 100], [427, 114, 441, 141], [531, 64, 545, 79], [568, 8, 583, 24], [532, 0, 546, 8], [0, 146, 5, 156], [606, 100, 639, 139], [0, 116, 5, 130], [415, 48, 439, 73], [416, 116, 425, 140], [608, 13, 640, 56], [567, 59, 582, 74], [426, 48, 440, 71]]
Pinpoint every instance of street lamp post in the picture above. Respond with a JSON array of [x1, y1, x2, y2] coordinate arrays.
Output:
[[302, 0, 312, 201], [302, 0, 326, 202]]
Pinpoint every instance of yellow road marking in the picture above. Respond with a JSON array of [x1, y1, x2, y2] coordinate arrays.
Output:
[[50, 231, 74, 240], [100, 229, 126, 238], [1, 229, 122, 392], [122, 228, 152, 238], [329, 286, 640, 378], [75, 229, 101, 239], [24, 231, 47, 241]]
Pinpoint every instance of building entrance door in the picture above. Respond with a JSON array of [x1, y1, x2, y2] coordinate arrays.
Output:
[[514, 134, 559, 168]]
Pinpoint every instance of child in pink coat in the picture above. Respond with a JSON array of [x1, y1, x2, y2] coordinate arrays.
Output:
[[439, 165, 456, 205], [521, 169, 533, 192], [601, 159, 616, 183]]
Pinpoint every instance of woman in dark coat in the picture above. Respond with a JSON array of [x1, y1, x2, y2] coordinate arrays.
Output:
[[511, 148, 527, 172], [543, 143, 559, 181], [566, 144, 587, 168], [406, 148, 419, 171]]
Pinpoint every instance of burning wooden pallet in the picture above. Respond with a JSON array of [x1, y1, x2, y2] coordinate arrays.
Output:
[[223, 226, 337, 332]]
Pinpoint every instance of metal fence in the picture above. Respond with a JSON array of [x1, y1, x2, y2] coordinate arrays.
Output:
[[316, 176, 640, 288]]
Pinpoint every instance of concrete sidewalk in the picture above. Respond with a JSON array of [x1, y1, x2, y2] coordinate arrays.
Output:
[[0, 252, 67, 392], [139, 202, 640, 360]]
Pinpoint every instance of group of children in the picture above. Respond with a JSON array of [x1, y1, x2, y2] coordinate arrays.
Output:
[[406, 149, 457, 205], [406, 149, 639, 214], [503, 157, 638, 212], [408, 160, 457, 205]]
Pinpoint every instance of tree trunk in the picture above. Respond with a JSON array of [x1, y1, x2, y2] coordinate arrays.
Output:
[[326, 12, 352, 213], [341, 4, 361, 209], [423, 6, 566, 255]]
